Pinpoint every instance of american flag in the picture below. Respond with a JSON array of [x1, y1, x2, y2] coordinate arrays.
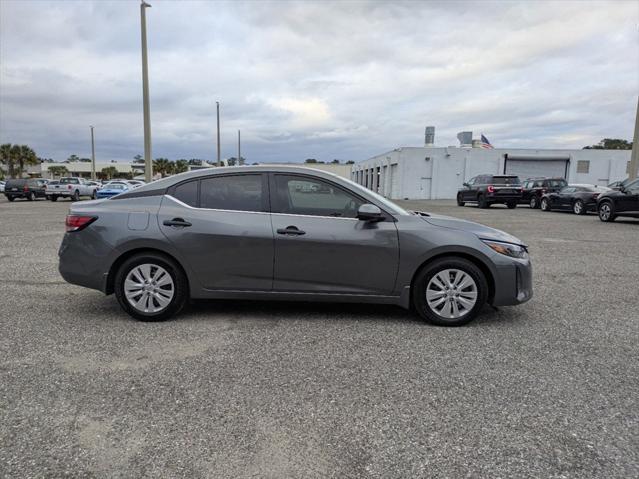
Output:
[[480, 134, 494, 149]]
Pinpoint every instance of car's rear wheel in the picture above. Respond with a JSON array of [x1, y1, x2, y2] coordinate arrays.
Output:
[[412, 257, 488, 327], [7, 196, 15, 202], [506, 200, 517, 209], [72, 190, 80, 201], [50, 195, 58, 201], [456, 193, 465, 207], [91, 190, 97, 200], [573, 199, 586, 215], [529, 196, 538, 209], [541, 197, 551, 211], [114, 253, 188, 321], [598, 201, 616, 222], [478, 194, 489, 209], [27, 192, 35, 201]]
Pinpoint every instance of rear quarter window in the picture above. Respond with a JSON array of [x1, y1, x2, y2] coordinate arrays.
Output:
[[172, 180, 199, 207]]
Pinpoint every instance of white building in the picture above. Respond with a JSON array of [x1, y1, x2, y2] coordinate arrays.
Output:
[[352, 146, 632, 200]]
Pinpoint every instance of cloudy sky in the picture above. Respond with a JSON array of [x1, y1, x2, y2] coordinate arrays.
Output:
[[1, 0, 637, 163]]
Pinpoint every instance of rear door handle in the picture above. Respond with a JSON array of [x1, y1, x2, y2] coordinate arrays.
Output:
[[276, 226, 305, 236], [163, 218, 192, 228]]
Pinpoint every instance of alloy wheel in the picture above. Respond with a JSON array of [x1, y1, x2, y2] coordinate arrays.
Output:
[[426, 269, 478, 319], [124, 263, 175, 313], [530, 197, 537, 208], [599, 203, 611, 221], [574, 201, 583, 214]]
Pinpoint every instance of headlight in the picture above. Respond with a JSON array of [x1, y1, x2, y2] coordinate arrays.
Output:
[[482, 240, 528, 259]]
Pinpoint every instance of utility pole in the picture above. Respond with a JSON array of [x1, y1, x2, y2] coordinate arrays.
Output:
[[216, 101, 221, 166], [237, 129, 241, 166], [629, 97, 639, 181], [140, 1, 152, 182], [90, 126, 96, 180]]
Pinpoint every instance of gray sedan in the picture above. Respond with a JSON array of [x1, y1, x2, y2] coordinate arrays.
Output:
[[59, 166, 532, 326]]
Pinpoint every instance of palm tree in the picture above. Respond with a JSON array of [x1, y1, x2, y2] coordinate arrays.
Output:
[[0, 143, 15, 178], [174, 159, 189, 174], [101, 166, 118, 179], [153, 158, 174, 178], [48, 165, 69, 178], [14, 145, 39, 177]]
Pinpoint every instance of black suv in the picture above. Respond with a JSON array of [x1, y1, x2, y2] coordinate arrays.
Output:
[[457, 175, 522, 209], [596, 178, 639, 222], [521, 177, 567, 209], [3, 178, 47, 201]]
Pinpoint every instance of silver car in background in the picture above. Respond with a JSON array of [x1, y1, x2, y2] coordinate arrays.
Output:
[[59, 166, 532, 326]]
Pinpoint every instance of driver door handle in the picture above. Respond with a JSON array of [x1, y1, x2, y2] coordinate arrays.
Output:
[[163, 218, 192, 228], [277, 225, 306, 236]]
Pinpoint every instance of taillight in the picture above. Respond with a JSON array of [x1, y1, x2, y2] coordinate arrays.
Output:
[[487, 185, 495, 193], [23, 185, 28, 192], [65, 215, 97, 232]]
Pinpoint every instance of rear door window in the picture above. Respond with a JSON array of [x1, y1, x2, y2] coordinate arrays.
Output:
[[199, 174, 263, 212], [172, 180, 199, 207]]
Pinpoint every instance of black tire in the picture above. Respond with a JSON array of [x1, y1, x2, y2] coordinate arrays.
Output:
[[506, 200, 517, 209], [540, 197, 551, 211], [72, 190, 80, 201], [573, 199, 586, 215], [91, 190, 97, 200], [478, 194, 489, 209], [50, 195, 58, 202], [598, 201, 616, 222], [456, 193, 465, 207], [7, 196, 15, 202], [412, 257, 488, 327], [529, 196, 538, 209], [27, 192, 35, 201], [114, 252, 188, 322]]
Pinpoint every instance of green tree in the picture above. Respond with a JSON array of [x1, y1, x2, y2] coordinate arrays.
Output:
[[11, 145, 39, 177], [48, 165, 69, 177], [583, 138, 632, 150], [101, 166, 118, 179], [67, 154, 80, 162], [153, 158, 174, 177], [305, 158, 318, 164], [174, 159, 189, 174], [0, 143, 16, 178], [133, 154, 144, 164], [346, 160, 355, 164]]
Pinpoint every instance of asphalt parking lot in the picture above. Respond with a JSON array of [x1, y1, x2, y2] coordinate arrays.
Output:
[[0, 196, 637, 478]]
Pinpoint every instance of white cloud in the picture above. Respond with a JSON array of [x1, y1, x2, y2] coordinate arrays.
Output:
[[0, 0, 637, 163]]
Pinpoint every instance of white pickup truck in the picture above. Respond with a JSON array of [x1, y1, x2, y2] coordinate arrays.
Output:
[[46, 177, 98, 201]]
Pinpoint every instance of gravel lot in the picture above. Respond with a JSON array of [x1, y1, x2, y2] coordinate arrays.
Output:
[[1, 196, 637, 478]]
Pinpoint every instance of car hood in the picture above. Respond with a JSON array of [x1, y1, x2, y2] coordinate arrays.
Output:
[[422, 213, 526, 246]]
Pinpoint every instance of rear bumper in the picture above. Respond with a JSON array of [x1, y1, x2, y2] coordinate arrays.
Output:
[[58, 230, 114, 293], [486, 194, 522, 202]]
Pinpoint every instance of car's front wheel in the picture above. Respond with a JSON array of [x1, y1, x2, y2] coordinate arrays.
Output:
[[598, 201, 616, 222], [27, 192, 35, 201], [72, 190, 80, 201], [540, 197, 551, 211], [114, 253, 188, 321], [529, 196, 538, 209], [573, 199, 586, 215], [412, 257, 488, 326], [456, 193, 465, 207]]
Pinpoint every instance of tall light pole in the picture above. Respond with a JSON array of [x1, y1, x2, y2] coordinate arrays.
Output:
[[237, 129, 241, 166], [140, 1, 152, 182], [216, 101, 221, 166], [90, 126, 96, 180], [629, 97, 639, 181]]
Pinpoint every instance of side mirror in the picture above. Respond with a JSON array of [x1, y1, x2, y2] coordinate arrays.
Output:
[[357, 203, 384, 222], [463, 182, 469, 187]]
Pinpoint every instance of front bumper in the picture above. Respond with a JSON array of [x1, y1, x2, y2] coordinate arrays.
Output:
[[490, 257, 533, 306]]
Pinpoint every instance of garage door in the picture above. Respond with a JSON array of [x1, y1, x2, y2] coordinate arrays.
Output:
[[389, 164, 399, 198], [505, 158, 568, 179]]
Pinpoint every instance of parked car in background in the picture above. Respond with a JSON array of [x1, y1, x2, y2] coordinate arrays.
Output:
[[96, 182, 130, 198], [3, 178, 47, 201], [85, 181, 102, 189], [521, 177, 567, 208], [540, 184, 610, 215], [46, 177, 98, 201], [59, 166, 532, 326], [0, 180, 5, 193], [597, 178, 639, 222], [457, 175, 522, 209], [126, 180, 146, 188]]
